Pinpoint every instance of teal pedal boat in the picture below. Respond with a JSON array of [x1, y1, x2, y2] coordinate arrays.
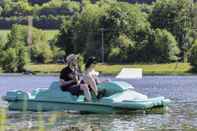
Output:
[[3, 81, 170, 113]]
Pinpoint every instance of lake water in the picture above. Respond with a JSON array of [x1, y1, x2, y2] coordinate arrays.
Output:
[[0, 75, 197, 130]]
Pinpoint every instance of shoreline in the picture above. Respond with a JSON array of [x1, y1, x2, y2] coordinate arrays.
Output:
[[0, 72, 196, 76], [0, 63, 196, 76]]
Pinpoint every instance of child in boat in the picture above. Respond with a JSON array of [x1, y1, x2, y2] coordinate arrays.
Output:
[[82, 57, 108, 98], [59, 54, 92, 101], [82, 57, 99, 96]]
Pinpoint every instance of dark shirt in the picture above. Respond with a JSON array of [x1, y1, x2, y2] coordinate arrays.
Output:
[[60, 66, 78, 89]]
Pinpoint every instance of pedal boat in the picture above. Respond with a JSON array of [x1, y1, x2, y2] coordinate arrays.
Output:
[[3, 81, 170, 113]]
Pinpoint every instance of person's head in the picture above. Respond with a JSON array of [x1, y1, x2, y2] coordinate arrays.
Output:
[[85, 57, 97, 70], [65, 54, 79, 68]]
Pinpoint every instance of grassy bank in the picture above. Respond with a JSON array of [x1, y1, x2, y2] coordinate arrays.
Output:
[[25, 63, 193, 75], [0, 29, 59, 40]]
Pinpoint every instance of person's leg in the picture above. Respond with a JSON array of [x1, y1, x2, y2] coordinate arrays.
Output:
[[80, 84, 92, 102], [83, 76, 98, 96]]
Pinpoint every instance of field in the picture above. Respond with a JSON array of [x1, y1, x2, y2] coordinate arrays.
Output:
[[0, 30, 59, 41]]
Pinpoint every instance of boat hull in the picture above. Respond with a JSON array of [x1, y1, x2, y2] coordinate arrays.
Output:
[[7, 97, 170, 113]]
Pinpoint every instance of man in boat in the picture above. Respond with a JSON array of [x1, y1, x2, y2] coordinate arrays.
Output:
[[59, 54, 92, 101]]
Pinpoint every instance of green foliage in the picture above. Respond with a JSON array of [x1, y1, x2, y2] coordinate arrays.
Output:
[[108, 34, 135, 63], [108, 47, 121, 63], [56, 2, 152, 63], [192, 4, 197, 29], [1, 47, 29, 72], [189, 40, 197, 70], [56, 2, 107, 58], [1, 0, 33, 16], [0, 25, 30, 72], [99, 3, 150, 62], [0, 0, 196, 67], [54, 1, 182, 63], [29, 28, 53, 63], [150, 0, 194, 61], [51, 46, 65, 62], [0, 24, 55, 72], [151, 29, 180, 62], [0, 35, 6, 64], [31, 40, 53, 64]]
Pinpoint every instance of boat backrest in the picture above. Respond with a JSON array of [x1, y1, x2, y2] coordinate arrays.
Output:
[[34, 81, 77, 102], [97, 81, 134, 96]]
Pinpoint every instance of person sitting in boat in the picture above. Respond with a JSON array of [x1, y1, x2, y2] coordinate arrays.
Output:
[[82, 57, 98, 96], [82, 57, 108, 98], [59, 54, 92, 102]]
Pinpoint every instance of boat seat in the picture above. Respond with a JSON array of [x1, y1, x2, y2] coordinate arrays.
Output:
[[34, 81, 78, 102]]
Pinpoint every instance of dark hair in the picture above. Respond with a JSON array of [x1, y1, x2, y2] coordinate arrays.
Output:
[[85, 57, 97, 69]]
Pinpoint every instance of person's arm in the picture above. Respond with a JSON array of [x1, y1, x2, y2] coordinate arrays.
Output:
[[59, 79, 75, 87]]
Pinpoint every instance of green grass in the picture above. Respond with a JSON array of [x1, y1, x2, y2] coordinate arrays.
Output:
[[0, 29, 59, 41], [25, 63, 194, 75], [42, 30, 59, 40], [25, 64, 65, 74], [95, 63, 193, 75]]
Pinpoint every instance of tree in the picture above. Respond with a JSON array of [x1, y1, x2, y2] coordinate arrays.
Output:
[[56, 2, 107, 59], [1, 24, 53, 72], [108, 34, 135, 63], [192, 4, 197, 29], [8, 25, 53, 63], [151, 29, 180, 63], [0, 25, 30, 72], [0, 35, 6, 64], [189, 40, 197, 71], [150, 0, 194, 61], [100, 3, 150, 62], [1, 44, 29, 72], [1, 48, 18, 72]]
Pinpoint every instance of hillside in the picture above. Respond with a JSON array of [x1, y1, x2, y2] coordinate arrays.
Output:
[[0, 0, 157, 29]]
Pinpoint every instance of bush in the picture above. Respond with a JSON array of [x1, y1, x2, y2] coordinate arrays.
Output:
[[1, 48, 18, 72], [1, 46, 30, 73], [51, 47, 65, 62]]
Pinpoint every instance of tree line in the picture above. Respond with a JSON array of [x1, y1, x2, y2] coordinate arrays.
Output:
[[55, 0, 197, 63], [0, 0, 80, 29]]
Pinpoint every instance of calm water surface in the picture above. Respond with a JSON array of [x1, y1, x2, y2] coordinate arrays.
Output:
[[0, 75, 197, 130]]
